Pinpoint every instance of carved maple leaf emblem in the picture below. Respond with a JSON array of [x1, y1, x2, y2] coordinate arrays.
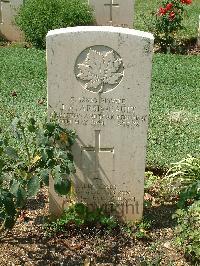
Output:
[[76, 49, 123, 93]]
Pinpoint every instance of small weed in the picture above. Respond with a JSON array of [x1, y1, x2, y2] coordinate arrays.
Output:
[[145, 171, 159, 192], [44, 202, 118, 236], [135, 219, 152, 239], [149, 242, 160, 252], [162, 155, 200, 207], [122, 218, 152, 240], [139, 254, 164, 266], [173, 200, 200, 263]]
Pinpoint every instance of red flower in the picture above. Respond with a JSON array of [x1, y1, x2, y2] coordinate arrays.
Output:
[[166, 3, 173, 11], [181, 0, 192, 4], [169, 11, 176, 20], [158, 7, 167, 16]]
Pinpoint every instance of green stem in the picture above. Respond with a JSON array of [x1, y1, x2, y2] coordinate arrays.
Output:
[[20, 122, 31, 167]]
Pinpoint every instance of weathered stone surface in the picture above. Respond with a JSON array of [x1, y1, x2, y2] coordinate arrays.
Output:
[[88, 0, 135, 28], [0, 0, 23, 41], [47, 26, 154, 221], [198, 15, 200, 47]]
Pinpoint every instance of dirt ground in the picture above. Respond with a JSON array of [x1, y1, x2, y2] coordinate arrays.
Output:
[[0, 187, 193, 266]]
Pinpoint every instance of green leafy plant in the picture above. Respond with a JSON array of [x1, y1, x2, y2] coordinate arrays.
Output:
[[162, 155, 200, 207], [44, 202, 118, 236], [144, 171, 163, 207], [122, 218, 152, 239], [135, 219, 152, 239], [15, 0, 94, 48], [144, 171, 159, 192], [173, 200, 200, 263], [152, 0, 192, 52], [139, 257, 162, 266], [0, 117, 76, 232]]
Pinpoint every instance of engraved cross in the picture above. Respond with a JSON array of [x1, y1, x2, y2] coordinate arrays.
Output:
[[82, 130, 114, 179], [104, 0, 119, 22]]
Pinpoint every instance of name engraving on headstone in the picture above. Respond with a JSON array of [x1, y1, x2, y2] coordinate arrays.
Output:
[[75, 183, 140, 217], [55, 96, 147, 129]]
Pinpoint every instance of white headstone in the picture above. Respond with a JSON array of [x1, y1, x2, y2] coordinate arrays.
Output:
[[0, 0, 23, 41], [47, 26, 154, 221], [198, 15, 200, 47], [88, 0, 135, 28]]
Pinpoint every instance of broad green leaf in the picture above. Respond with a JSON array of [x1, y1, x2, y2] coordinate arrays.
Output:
[[40, 170, 49, 186], [46, 148, 54, 159], [28, 118, 36, 132], [4, 216, 16, 229], [10, 180, 20, 197], [41, 149, 48, 162], [0, 174, 3, 185], [74, 203, 88, 216], [0, 189, 15, 229], [54, 178, 71, 196], [2, 191, 16, 216], [5, 147, 18, 160], [11, 117, 21, 139], [10, 181, 27, 208], [16, 187, 27, 208], [53, 165, 61, 175], [0, 159, 5, 172], [27, 175, 40, 197], [46, 123, 56, 134], [63, 164, 70, 175], [66, 152, 74, 162], [68, 162, 76, 173]]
